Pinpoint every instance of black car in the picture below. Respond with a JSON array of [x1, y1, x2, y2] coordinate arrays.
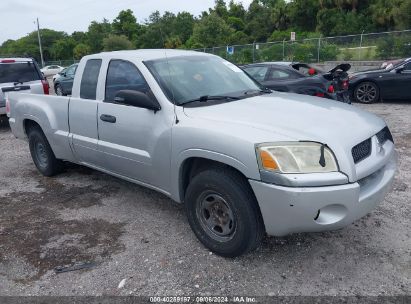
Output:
[[241, 62, 351, 103], [349, 58, 411, 103], [54, 63, 78, 96]]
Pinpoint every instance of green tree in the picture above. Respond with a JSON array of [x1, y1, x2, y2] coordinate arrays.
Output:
[[191, 13, 234, 47], [112, 9, 139, 41], [392, 0, 411, 29], [87, 19, 112, 53], [245, 0, 274, 42], [227, 16, 245, 31], [211, 0, 229, 19], [228, 0, 246, 19], [288, 0, 319, 32], [50, 38, 76, 60], [73, 43, 91, 59], [71, 31, 87, 44], [103, 34, 134, 51]]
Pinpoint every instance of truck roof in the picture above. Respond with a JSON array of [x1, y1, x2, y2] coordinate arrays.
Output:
[[84, 49, 212, 62]]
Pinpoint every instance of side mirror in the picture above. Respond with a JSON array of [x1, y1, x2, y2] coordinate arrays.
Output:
[[114, 90, 161, 112]]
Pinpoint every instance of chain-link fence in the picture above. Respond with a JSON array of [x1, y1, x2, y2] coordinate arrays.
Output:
[[44, 59, 79, 67], [195, 30, 411, 65]]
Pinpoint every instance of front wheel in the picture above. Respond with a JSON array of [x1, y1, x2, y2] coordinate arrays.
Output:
[[353, 81, 380, 103], [184, 167, 265, 257], [28, 126, 64, 176]]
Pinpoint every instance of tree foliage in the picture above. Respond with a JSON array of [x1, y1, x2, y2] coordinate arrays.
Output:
[[1, 0, 410, 63], [103, 34, 134, 51]]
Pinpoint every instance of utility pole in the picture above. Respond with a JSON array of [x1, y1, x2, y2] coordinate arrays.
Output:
[[36, 18, 45, 67], [252, 41, 255, 63], [317, 36, 321, 63], [358, 30, 365, 61]]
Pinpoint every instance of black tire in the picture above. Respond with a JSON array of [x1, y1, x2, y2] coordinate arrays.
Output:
[[55, 84, 65, 96], [28, 126, 64, 176], [353, 81, 380, 104], [184, 167, 265, 257]]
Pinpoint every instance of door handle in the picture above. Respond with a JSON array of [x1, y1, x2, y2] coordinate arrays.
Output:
[[100, 114, 116, 123]]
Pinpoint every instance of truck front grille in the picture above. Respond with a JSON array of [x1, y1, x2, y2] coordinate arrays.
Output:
[[352, 138, 372, 164]]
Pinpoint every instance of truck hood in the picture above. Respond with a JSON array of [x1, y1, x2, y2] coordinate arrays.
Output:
[[183, 92, 386, 150]]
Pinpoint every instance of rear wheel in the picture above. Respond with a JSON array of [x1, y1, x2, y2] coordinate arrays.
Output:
[[28, 126, 64, 176], [184, 167, 265, 257], [354, 81, 379, 103]]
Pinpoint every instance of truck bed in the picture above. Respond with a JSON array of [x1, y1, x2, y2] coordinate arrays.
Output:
[[8, 92, 75, 162]]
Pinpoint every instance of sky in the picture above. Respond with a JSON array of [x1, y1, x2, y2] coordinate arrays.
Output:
[[0, 0, 253, 44]]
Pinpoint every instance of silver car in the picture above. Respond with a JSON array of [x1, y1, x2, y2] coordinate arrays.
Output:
[[0, 57, 48, 116], [7, 50, 397, 257]]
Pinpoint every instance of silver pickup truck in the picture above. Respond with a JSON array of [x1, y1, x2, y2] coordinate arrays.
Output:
[[7, 50, 397, 257]]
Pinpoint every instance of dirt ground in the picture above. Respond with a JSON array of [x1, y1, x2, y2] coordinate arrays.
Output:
[[0, 102, 409, 297]]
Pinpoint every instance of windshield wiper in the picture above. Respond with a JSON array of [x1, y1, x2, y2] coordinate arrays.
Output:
[[182, 95, 240, 106], [243, 89, 272, 95]]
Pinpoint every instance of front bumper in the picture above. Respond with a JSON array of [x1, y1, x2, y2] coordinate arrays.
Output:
[[250, 153, 396, 237]]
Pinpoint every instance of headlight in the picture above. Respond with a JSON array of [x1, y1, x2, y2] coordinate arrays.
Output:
[[256, 142, 338, 173]]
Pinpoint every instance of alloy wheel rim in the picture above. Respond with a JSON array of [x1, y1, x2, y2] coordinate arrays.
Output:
[[196, 192, 236, 241], [356, 83, 377, 103], [35, 141, 48, 167]]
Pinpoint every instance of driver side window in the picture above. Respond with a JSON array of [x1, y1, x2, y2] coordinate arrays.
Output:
[[105, 60, 149, 102]]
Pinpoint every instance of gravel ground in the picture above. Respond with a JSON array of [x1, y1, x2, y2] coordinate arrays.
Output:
[[0, 102, 410, 297]]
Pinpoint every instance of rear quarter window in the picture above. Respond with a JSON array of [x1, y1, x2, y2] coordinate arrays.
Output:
[[0, 62, 41, 83], [80, 59, 102, 100]]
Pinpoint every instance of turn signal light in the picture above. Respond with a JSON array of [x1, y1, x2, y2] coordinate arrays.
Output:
[[260, 150, 279, 171]]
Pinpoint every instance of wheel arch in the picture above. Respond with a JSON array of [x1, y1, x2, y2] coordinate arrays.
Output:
[[23, 118, 46, 138], [176, 154, 255, 204], [22, 117, 75, 163]]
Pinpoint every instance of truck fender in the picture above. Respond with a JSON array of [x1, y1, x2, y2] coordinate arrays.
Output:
[[170, 148, 252, 203]]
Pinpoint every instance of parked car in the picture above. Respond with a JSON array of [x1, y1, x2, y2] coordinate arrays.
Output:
[[54, 63, 78, 96], [41, 65, 64, 77], [0, 57, 49, 116], [52, 67, 67, 83], [6, 50, 396, 257], [242, 62, 351, 103], [349, 57, 411, 103]]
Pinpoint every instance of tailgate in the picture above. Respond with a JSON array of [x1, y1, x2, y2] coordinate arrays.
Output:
[[0, 81, 43, 107]]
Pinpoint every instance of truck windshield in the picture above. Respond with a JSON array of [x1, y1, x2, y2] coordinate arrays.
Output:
[[145, 55, 262, 105], [0, 62, 41, 83]]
